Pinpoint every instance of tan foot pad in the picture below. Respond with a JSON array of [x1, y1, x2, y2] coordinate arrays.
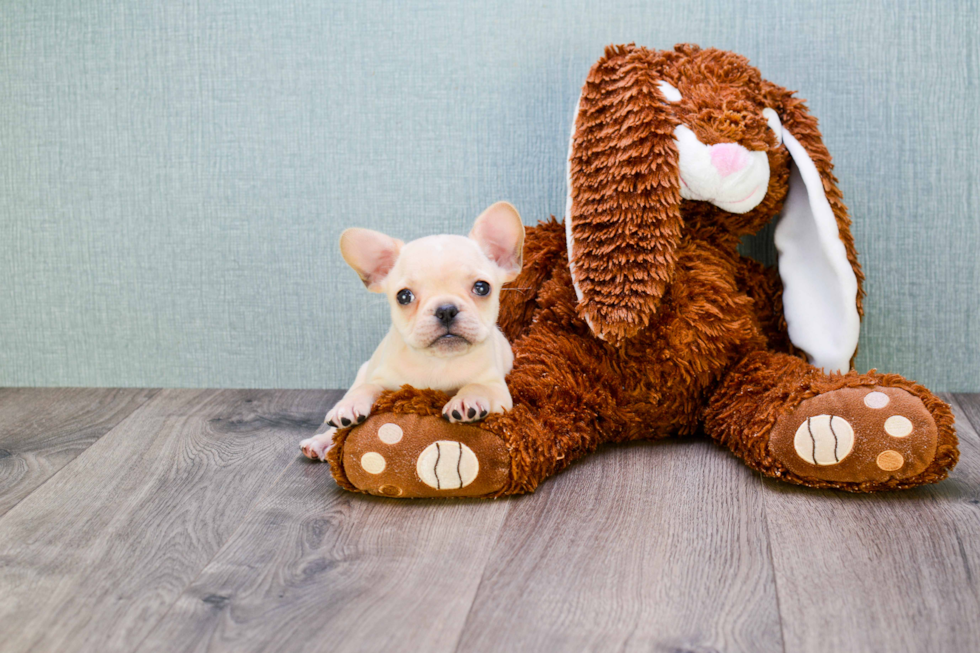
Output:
[[770, 387, 938, 483], [341, 413, 510, 498]]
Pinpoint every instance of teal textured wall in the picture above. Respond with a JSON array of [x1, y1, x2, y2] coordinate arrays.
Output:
[[1, 0, 977, 391]]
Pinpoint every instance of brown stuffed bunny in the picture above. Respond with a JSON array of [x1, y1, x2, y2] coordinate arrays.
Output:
[[326, 44, 958, 498]]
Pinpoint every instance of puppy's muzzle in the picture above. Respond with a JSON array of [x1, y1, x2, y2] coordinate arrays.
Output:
[[434, 304, 459, 327]]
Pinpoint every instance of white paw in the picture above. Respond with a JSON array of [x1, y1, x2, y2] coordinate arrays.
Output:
[[300, 428, 337, 461], [325, 397, 373, 428], [442, 392, 494, 424]]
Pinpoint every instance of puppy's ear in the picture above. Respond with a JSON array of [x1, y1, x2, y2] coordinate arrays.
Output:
[[469, 201, 525, 282], [339, 228, 403, 292], [767, 91, 865, 372]]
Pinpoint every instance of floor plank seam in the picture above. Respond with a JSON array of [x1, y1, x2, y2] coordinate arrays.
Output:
[[0, 388, 162, 521], [449, 497, 515, 653], [760, 477, 790, 653], [952, 394, 980, 434]]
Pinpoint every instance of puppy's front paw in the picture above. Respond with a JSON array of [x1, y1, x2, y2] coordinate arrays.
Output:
[[325, 398, 373, 428], [300, 428, 336, 461], [442, 392, 493, 424]]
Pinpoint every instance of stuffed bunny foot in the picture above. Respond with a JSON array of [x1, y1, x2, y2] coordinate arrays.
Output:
[[769, 386, 940, 484], [329, 412, 510, 498], [706, 350, 959, 492]]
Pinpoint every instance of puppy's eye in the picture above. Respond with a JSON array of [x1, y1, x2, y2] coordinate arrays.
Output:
[[396, 289, 414, 305], [472, 281, 491, 296]]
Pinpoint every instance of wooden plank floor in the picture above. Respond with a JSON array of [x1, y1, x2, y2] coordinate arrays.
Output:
[[0, 389, 977, 653]]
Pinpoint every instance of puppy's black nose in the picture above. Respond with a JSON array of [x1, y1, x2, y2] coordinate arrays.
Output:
[[434, 304, 459, 326]]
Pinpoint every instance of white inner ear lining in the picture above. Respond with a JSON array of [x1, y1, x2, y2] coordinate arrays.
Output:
[[657, 81, 682, 102], [763, 108, 782, 145], [774, 128, 860, 373], [565, 94, 585, 306]]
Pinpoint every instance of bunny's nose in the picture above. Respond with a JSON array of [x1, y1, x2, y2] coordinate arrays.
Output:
[[434, 304, 459, 326], [709, 143, 751, 178]]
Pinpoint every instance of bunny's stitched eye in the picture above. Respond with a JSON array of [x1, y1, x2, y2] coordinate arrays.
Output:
[[472, 281, 491, 296], [396, 289, 414, 305]]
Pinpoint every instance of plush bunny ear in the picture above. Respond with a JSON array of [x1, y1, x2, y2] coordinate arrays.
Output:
[[771, 97, 865, 372], [565, 45, 684, 342]]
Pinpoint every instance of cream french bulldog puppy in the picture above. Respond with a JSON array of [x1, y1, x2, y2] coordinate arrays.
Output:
[[300, 202, 525, 461]]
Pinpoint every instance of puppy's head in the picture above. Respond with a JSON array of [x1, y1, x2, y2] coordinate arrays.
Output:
[[340, 202, 524, 357]]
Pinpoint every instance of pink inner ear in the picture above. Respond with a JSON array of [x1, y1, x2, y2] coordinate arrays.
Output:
[[470, 202, 523, 275], [342, 229, 401, 288], [482, 238, 518, 270], [365, 247, 398, 285]]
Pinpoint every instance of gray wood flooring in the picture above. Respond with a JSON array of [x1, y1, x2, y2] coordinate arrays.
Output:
[[0, 389, 977, 653]]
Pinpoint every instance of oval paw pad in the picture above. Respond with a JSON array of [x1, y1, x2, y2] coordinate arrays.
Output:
[[416, 441, 479, 490], [360, 451, 386, 474], [378, 423, 403, 444], [876, 450, 905, 471], [793, 415, 854, 466], [884, 415, 913, 438]]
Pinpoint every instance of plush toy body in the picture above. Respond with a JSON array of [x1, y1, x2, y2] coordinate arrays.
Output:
[[328, 44, 958, 498]]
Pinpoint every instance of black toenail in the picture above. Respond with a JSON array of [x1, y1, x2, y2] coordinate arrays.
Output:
[[452, 410, 462, 420], [327, 420, 337, 427], [480, 409, 488, 418], [357, 415, 366, 423], [341, 417, 351, 427], [467, 408, 476, 418]]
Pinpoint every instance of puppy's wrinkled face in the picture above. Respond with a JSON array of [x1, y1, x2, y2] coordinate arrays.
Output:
[[340, 202, 524, 358], [383, 236, 503, 355]]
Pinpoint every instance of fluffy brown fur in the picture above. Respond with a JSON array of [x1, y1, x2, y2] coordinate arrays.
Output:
[[328, 44, 956, 497]]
